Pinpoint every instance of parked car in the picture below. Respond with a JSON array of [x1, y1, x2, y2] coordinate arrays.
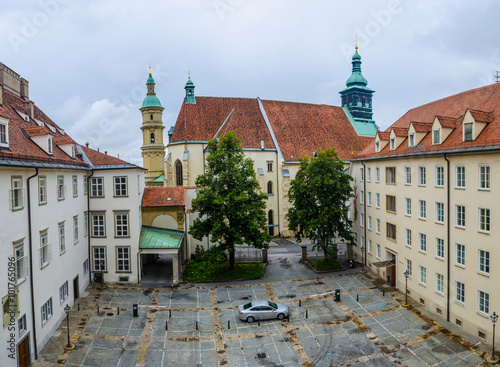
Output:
[[238, 300, 289, 322]]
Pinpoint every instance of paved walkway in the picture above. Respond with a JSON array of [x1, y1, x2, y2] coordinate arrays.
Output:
[[32, 246, 494, 366]]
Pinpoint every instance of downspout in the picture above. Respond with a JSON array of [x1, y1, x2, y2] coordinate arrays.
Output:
[[137, 250, 141, 284], [27, 168, 39, 359], [361, 161, 367, 267], [444, 154, 450, 322], [275, 151, 280, 236], [87, 170, 94, 282]]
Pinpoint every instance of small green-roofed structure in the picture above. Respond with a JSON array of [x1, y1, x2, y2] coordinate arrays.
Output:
[[148, 174, 164, 183], [140, 226, 184, 249]]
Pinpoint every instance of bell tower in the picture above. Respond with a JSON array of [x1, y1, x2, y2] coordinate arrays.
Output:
[[140, 67, 166, 187]]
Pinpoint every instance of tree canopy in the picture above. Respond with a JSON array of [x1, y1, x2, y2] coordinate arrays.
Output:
[[189, 131, 271, 269], [287, 148, 354, 258]]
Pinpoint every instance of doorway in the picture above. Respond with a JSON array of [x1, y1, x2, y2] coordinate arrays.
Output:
[[73, 275, 80, 301], [17, 334, 30, 367]]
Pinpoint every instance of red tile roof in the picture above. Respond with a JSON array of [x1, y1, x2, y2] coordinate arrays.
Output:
[[24, 126, 52, 137], [79, 145, 132, 166], [376, 132, 390, 140], [53, 136, 75, 145], [411, 122, 432, 132], [356, 82, 500, 159], [142, 187, 186, 207], [171, 97, 372, 161], [391, 127, 407, 137]]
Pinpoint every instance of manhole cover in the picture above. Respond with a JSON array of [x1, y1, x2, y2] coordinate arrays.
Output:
[[107, 313, 114, 316], [422, 325, 430, 330], [257, 353, 266, 359], [242, 297, 249, 300]]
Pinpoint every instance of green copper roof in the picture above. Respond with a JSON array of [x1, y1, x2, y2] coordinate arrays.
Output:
[[142, 95, 162, 108], [147, 73, 155, 84], [149, 174, 164, 183], [342, 107, 378, 137], [140, 226, 184, 249], [346, 49, 368, 87]]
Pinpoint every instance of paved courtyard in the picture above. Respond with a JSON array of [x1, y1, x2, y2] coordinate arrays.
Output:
[[34, 271, 492, 367]]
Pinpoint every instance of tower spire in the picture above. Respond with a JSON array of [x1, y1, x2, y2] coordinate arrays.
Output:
[[185, 72, 196, 104]]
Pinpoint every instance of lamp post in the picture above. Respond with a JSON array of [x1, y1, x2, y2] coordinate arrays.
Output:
[[360, 245, 366, 273], [63, 304, 75, 350], [403, 270, 410, 307], [488, 312, 499, 364]]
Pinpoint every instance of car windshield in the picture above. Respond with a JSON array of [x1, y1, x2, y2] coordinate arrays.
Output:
[[243, 302, 252, 310], [268, 302, 277, 309]]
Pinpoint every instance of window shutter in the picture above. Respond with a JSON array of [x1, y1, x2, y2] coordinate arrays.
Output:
[[9, 189, 13, 210], [21, 188, 26, 207]]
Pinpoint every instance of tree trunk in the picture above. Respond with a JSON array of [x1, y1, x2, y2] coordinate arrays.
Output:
[[229, 249, 235, 270]]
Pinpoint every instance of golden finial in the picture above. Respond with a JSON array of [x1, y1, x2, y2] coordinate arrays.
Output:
[[188, 70, 191, 80], [149, 64, 151, 75], [355, 34, 358, 50]]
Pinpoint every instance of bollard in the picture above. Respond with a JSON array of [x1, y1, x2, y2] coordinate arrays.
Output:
[[97, 305, 100, 314], [228, 320, 230, 330], [335, 289, 341, 302], [166, 321, 168, 330], [196, 321, 199, 331], [169, 309, 171, 318], [383, 289, 385, 297], [258, 319, 260, 327], [306, 310, 308, 319], [356, 294, 359, 302], [132, 304, 138, 318], [299, 300, 302, 307], [117, 307, 120, 315]]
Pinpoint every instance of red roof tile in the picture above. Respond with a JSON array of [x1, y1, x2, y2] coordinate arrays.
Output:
[[469, 109, 493, 123], [80, 145, 132, 166], [53, 136, 75, 145], [142, 187, 186, 207], [391, 127, 407, 137], [24, 126, 52, 137], [435, 116, 459, 128], [411, 122, 432, 132], [377, 132, 390, 140]]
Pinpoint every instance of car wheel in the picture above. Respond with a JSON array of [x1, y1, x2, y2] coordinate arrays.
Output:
[[277, 313, 285, 320], [247, 316, 255, 323]]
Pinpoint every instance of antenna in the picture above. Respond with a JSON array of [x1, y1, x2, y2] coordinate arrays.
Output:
[[494, 70, 500, 83]]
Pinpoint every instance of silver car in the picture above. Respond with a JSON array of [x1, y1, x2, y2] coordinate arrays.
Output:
[[238, 300, 289, 322]]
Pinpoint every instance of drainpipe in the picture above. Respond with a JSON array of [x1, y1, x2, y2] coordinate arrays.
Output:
[[137, 250, 141, 284], [27, 168, 39, 359], [275, 151, 280, 236], [87, 170, 94, 282], [361, 161, 367, 267], [444, 154, 450, 322]]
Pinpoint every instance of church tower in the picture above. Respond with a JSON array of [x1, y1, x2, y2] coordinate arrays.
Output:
[[140, 67, 166, 187], [339, 46, 376, 132]]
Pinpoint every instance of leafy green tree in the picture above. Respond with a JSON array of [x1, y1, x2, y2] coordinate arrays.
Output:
[[287, 148, 354, 259], [189, 131, 271, 270]]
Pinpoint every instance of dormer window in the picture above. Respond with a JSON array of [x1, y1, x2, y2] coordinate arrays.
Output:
[[375, 141, 379, 152], [464, 123, 473, 141], [48, 137, 53, 154], [0, 118, 8, 148], [390, 138, 395, 150], [408, 133, 415, 147], [432, 129, 440, 144]]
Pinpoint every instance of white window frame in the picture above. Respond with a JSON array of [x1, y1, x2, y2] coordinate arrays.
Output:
[[375, 167, 380, 183], [435, 202, 444, 223], [93, 247, 106, 271], [456, 281, 465, 303], [456, 243, 465, 266], [59, 281, 69, 304], [41, 298, 53, 327], [464, 123, 473, 141], [367, 168, 371, 182], [57, 175, 65, 200], [115, 213, 129, 237], [405, 197, 411, 216], [91, 177, 104, 197], [39, 231, 51, 268], [404, 167, 411, 185], [72, 175, 78, 197], [59, 222, 65, 254], [0, 119, 9, 147], [418, 166, 426, 186], [84, 212, 88, 237], [18, 314, 27, 337], [376, 244, 381, 258], [360, 167, 364, 182], [419, 233, 427, 252], [376, 193, 380, 208], [406, 259, 412, 277], [38, 176, 47, 205], [478, 249, 490, 274], [114, 176, 128, 197], [116, 247, 131, 272], [10, 176, 25, 210], [435, 166, 444, 187], [432, 129, 440, 144], [15, 242, 29, 283], [419, 265, 427, 285], [83, 175, 88, 195], [390, 138, 395, 150], [405, 228, 412, 247], [360, 213, 364, 228], [360, 190, 364, 204], [436, 237, 444, 259], [419, 200, 426, 219], [479, 165, 490, 190], [367, 215, 372, 230], [408, 133, 415, 147], [92, 214, 105, 237], [367, 192, 372, 206], [376, 218, 381, 233], [456, 205, 466, 227], [478, 207, 490, 232], [456, 166, 465, 188], [368, 240, 372, 253], [478, 290, 490, 315], [73, 216, 79, 244], [436, 273, 444, 294]]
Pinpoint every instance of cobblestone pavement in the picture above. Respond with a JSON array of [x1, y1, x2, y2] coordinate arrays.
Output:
[[33, 271, 492, 367]]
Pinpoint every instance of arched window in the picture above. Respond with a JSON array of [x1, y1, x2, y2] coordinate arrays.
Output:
[[268, 210, 274, 225], [150, 114, 153, 120], [150, 133, 155, 144], [267, 181, 273, 194], [175, 160, 183, 186]]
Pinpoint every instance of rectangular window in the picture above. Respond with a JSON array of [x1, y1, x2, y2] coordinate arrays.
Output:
[[406, 259, 412, 276], [456, 281, 465, 303], [376, 193, 380, 208], [367, 168, 371, 182], [456, 166, 465, 188], [367, 192, 372, 206], [0, 122, 7, 143], [478, 290, 490, 314], [39, 176, 47, 204], [73, 216, 79, 244], [385, 167, 396, 184], [409, 133, 415, 147], [375, 168, 380, 182], [435, 202, 444, 223], [478, 250, 490, 274], [367, 215, 372, 230], [405, 167, 411, 184], [93, 247, 106, 271], [10, 176, 24, 210], [436, 238, 444, 258], [456, 205, 466, 227], [478, 208, 490, 232], [433, 129, 440, 144], [15, 242, 29, 282], [114, 176, 128, 197], [405, 198, 411, 216], [479, 165, 490, 189], [435, 166, 444, 187], [84, 212, 88, 237], [18, 314, 27, 337], [360, 213, 364, 228], [91, 177, 104, 197], [387, 223, 396, 240], [419, 233, 427, 252], [59, 222, 65, 254], [436, 273, 444, 294], [115, 213, 129, 237], [419, 200, 427, 219], [39, 231, 51, 267], [83, 175, 88, 195], [375, 141, 380, 152], [41, 298, 53, 326], [117, 247, 130, 272], [386, 195, 396, 213], [456, 243, 465, 266], [92, 214, 105, 237], [59, 281, 68, 304], [360, 167, 364, 181], [390, 138, 395, 150], [57, 175, 65, 200], [376, 218, 381, 233], [464, 123, 473, 141], [405, 228, 412, 247], [418, 167, 426, 186], [267, 161, 273, 172], [360, 190, 364, 204], [83, 259, 89, 275], [368, 240, 372, 253], [72, 175, 78, 197], [376, 244, 381, 258], [419, 266, 427, 285]]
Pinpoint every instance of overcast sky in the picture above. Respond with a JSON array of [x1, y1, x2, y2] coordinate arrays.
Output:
[[1, 0, 499, 165]]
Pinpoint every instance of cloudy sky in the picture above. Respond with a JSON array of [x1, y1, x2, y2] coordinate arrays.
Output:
[[1, 0, 499, 165]]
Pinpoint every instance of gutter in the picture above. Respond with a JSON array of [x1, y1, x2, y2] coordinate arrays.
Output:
[[444, 154, 450, 322], [27, 168, 39, 359]]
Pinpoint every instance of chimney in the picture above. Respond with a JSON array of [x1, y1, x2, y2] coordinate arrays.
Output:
[[97, 148, 99, 152], [24, 100, 34, 119], [85, 142, 89, 148], [105, 151, 107, 155], [20, 78, 29, 100], [260, 139, 265, 150]]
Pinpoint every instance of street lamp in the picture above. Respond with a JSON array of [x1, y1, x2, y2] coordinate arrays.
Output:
[[360, 245, 365, 273], [488, 312, 499, 364], [63, 304, 75, 350], [403, 270, 410, 307]]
